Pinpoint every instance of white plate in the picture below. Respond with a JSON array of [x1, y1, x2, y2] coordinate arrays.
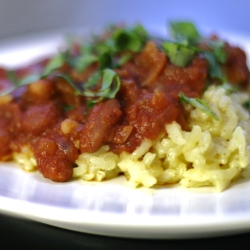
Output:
[[1, 28, 250, 239]]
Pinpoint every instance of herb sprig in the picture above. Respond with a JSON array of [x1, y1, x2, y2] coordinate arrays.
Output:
[[163, 21, 227, 82], [243, 99, 250, 111], [179, 92, 218, 120], [1, 21, 230, 116], [1, 25, 148, 107], [66, 24, 147, 107], [2, 53, 66, 97]]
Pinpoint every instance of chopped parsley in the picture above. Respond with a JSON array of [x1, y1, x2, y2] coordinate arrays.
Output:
[[220, 82, 239, 94], [3, 52, 67, 96], [162, 42, 196, 67], [112, 24, 148, 53], [179, 92, 218, 120], [1, 21, 229, 113], [41, 53, 65, 77], [63, 105, 75, 111], [83, 69, 121, 109], [2, 25, 148, 104], [163, 21, 227, 82], [169, 21, 201, 44], [243, 99, 250, 111]]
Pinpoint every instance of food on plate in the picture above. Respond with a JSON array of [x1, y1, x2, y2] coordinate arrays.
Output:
[[0, 21, 250, 191]]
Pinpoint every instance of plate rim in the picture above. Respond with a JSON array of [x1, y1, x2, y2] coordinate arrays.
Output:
[[1, 27, 250, 239]]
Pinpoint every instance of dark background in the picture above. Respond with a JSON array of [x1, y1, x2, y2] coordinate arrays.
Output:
[[0, 213, 249, 250]]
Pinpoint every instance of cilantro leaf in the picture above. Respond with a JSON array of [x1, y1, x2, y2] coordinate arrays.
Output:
[[56, 74, 82, 95], [201, 40, 227, 79], [19, 74, 41, 86], [169, 21, 200, 44], [1, 70, 41, 97], [0, 71, 16, 96], [85, 69, 121, 108], [206, 40, 227, 63], [203, 51, 224, 80], [74, 54, 98, 72], [167, 21, 227, 81], [1, 52, 66, 97], [220, 82, 238, 94], [6, 70, 19, 86], [243, 99, 250, 111], [84, 71, 102, 89], [41, 53, 64, 77], [179, 92, 218, 120], [63, 105, 75, 111], [115, 53, 132, 68], [162, 42, 197, 67], [99, 52, 113, 69], [99, 68, 121, 98], [0, 86, 15, 96], [112, 24, 148, 53]]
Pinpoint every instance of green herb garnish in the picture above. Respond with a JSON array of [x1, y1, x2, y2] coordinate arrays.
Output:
[[221, 82, 238, 94], [203, 51, 224, 79], [112, 24, 148, 53], [2, 70, 41, 96], [84, 69, 121, 108], [83, 71, 102, 90], [56, 74, 82, 95], [63, 105, 75, 111], [243, 100, 250, 111], [1, 52, 66, 97], [57, 68, 121, 109], [169, 21, 200, 44], [2, 21, 229, 111], [74, 53, 98, 73], [162, 42, 197, 67], [164, 21, 227, 82], [179, 92, 218, 120], [41, 53, 65, 77], [206, 40, 227, 64]]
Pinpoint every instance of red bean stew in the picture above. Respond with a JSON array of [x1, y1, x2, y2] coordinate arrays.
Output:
[[0, 22, 249, 182]]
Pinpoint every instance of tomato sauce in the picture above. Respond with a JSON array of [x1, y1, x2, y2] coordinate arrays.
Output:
[[0, 36, 248, 182]]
